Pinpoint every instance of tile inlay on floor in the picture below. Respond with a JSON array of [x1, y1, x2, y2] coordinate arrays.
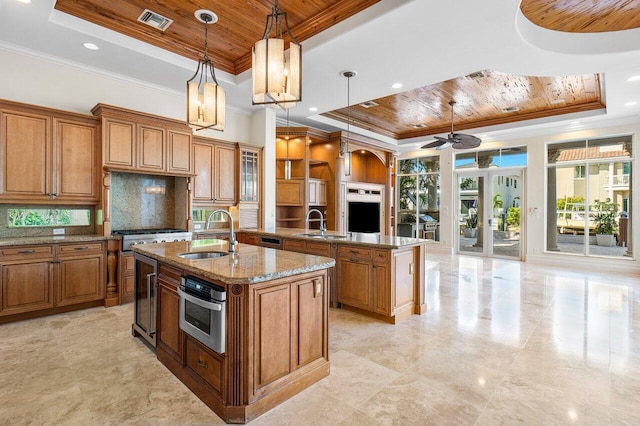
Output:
[[1, 253, 638, 424]]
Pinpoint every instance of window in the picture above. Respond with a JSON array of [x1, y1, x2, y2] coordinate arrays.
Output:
[[455, 147, 527, 170], [8, 208, 91, 228], [546, 136, 632, 257], [397, 156, 440, 241]]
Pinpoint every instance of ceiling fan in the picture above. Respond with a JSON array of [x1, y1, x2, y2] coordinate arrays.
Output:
[[421, 101, 482, 150]]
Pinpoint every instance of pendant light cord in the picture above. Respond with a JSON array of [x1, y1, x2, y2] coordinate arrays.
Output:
[[286, 109, 290, 159]]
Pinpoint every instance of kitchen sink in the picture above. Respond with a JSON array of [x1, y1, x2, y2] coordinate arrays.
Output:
[[294, 233, 349, 240], [177, 251, 229, 259]]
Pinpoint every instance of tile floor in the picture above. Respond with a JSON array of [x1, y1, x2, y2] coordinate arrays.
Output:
[[1, 253, 639, 425]]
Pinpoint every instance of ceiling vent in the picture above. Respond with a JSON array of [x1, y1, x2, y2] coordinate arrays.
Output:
[[502, 106, 520, 113], [466, 71, 487, 79], [359, 100, 379, 109], [413, 123, 427, 128], [138, 9, 174, 31]]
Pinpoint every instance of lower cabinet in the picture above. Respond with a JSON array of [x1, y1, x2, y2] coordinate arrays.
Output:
[[0, 242, 106, 321], [336, 244, 415, 322], [157, 264, 183, 362], [185, 335, 224, 395], [118, 251, 135, 304]]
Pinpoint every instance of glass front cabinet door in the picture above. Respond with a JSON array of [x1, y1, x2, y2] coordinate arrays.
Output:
[[240, 148, 260, 203]]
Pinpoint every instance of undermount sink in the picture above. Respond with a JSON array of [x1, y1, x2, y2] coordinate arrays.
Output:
[[295, 233, 349, 240], [177, 251, 229, 259]]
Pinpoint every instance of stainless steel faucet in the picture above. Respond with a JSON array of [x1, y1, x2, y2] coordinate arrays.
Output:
[[305, 209, 326, 235], [205, 209, 238, 253]]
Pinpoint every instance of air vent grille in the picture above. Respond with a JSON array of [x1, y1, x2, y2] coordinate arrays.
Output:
[[502, 106, 520, 113], [466, 71, 487, 79], [138, 9, 174, 31], [359, 101, 379, 109]]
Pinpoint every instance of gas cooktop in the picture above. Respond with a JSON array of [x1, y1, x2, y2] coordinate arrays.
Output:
[[112, 228, 188, 236]]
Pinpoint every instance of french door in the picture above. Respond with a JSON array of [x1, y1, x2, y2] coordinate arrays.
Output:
[[457, 169, 524, 259]]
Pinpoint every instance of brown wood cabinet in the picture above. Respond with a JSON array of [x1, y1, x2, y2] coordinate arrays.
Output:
[[157, 263, 183, 363], [0, 242, 106, 322], [193, 138, 237, 205], [276, 179, 304, 206], [0, 103, 99, 204], [93, 104, 193, 176], [118, 251, 135, 304], [56, 242, 105, 306], [336, 244, 416, 323]]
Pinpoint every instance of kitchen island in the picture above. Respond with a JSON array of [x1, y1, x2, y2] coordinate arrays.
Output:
[[132, 239, 334, 424], [197, 228, 430, 324]]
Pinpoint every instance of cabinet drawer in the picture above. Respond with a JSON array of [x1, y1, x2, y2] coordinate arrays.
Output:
[[305, 242, 331, 257], [0, 245, 53, 258], [338, 246, 371, 260], [186, 336, 224, 393], [373, 249, 390, 263], [57, 242, 104, 256], [283, 239, 306, 252], [243, 234, 260, 245]]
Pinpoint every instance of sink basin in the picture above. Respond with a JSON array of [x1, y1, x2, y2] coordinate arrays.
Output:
[[294, 233, 349, 240], [177, 251, 229, 259]]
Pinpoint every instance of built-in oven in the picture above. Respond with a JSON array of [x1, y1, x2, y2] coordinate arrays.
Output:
[[178, 276, 226, 354]]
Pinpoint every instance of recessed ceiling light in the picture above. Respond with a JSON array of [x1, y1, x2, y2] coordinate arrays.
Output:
[[392, 83, 403, 89], [627, 75, 640, 82], [551, 99, 565, 104], [309, 107, 318, 112], [16, 0, 31, 3], [570, 120, 581, 125], [625, 101, 637, 107], [83, 42, 99, 50]]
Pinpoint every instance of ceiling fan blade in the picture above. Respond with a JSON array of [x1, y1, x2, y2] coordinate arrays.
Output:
[[421, 140, 445, 149], [451, 133, 482, 146], [435, 141, 452, 150]]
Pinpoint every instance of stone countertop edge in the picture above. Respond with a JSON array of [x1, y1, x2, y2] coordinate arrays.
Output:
[[132, 241, 335, 285], [235, 228, 433, 249], [0, 234, 111, 247]]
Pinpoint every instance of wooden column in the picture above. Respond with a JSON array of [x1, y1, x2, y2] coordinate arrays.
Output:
[[104, 238, 119, 307]]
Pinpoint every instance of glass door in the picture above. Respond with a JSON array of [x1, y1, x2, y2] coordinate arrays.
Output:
[[457, 170, 523, 259]]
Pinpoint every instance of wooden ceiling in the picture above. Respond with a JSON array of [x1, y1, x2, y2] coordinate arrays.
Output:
[[54, 0, 380, 75], [322, 70, 605, 140], [520, 0, 640, 33]]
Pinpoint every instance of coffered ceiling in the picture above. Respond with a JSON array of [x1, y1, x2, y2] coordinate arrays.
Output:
[[54, 0, 380, 75], [2, 1, 640, 150]]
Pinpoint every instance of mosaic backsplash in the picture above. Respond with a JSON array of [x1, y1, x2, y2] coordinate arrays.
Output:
[[111, 172, 176, 230]]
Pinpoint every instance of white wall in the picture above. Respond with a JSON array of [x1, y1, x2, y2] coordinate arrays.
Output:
[[0, 46, 252, 144], [400, 122, 640, 274]]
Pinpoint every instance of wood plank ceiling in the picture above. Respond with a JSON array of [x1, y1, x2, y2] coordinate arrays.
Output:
[[322, 71, 605, 140], [54, 0, 381, 75]]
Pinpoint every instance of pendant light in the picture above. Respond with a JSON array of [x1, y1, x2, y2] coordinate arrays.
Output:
[[187, 10, 225, 131], [252, 0, 301, 109], [284, 109, 292, 180], [341, 70, 356, 176]]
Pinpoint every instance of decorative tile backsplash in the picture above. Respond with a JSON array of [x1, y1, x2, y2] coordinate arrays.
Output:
[[111, 172, 176, 230]]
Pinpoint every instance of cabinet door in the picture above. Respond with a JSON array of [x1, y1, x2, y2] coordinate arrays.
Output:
[[276, 179, 304, 206], [240, 149, 259, 202], [291, 276, 326, 369], [104, 119, 135, 168], [1, 259, 54, 315], [57, 255, 105, 306], [158, 280, 183, 361], [336, 257, 371, 310], [138, 125, 165, 171], [193, 142, 214, 202], [167, 130, 192, 174], [54, 119, 99, 201], [372, 262, 390, 315], [119, 252, 135, 304], [252, 283, 292, 390], [308, 180, 318, 205], [318, 180, 327, 205], [0, 110, 51, 199], [393, 251, 415, 310], [214, 145, 237, 204]]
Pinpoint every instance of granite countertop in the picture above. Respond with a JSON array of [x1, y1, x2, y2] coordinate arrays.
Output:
[[240, 228, 431, 249], [132, 239, 335, 285], [0, 234, 111, 247]]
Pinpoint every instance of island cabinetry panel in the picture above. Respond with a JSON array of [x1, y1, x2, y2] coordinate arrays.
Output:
[[0, 246, 55, 315], [55, 242, 105, 307], [336, 256, 371, 310], [193, 138, 237, 205], [157, 263, 184, 363], [0, 104, 99, 204], [282, 238, 332, 257]]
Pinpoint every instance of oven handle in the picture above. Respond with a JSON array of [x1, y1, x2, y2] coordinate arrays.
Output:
[[178, 287, 223, 311]]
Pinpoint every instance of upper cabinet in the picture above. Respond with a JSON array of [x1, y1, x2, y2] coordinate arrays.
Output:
[[0, 102, 99, 204], [240, 147, 260, 203], [93, 104, 193, 176], [192, 137, 237, 206]]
